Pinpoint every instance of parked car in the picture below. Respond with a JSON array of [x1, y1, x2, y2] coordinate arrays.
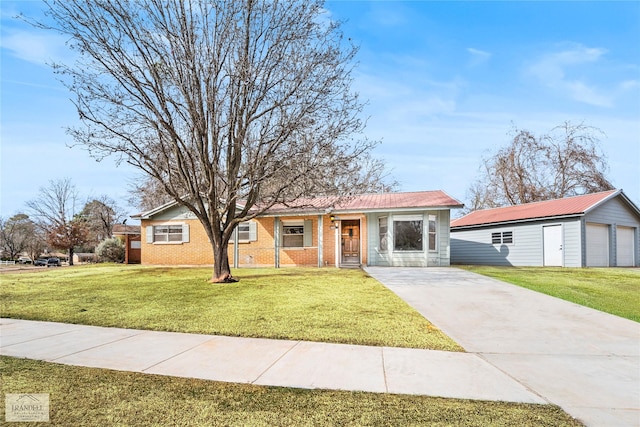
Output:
[[18, 257, 32, 264], [34, 258, 48, 267], [46, 258, 61, 267]]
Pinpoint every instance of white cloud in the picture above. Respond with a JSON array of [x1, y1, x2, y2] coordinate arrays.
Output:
[[619, 80, 640, 91], [527, 44, 614, 107], [366, 2, 409, 28], [466, 47, 491, 66], [1, 29, 71, 66]]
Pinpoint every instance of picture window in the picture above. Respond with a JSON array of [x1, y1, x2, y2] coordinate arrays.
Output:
[[394, 220, 423, 251]]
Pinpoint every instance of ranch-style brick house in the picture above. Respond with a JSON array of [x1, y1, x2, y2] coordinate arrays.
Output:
[[450, 189, 640, 267], [132, 190, 463, 268]]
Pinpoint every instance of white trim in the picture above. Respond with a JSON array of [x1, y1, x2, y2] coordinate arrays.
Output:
[[147, 223, 189, 244], [389, 214, 423, 221]]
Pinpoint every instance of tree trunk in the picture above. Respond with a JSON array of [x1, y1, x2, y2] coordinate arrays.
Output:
[[68, 247, 74, 266], [211, 240, 236, 283]]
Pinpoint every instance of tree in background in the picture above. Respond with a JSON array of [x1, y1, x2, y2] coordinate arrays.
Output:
[[467, 122, 614, 211], [127, 176, 180, 213], [95, 237, 125, 263], [0, 214, 36, 260], [80, 196, 125, 248], [24, 226, 48, 263], [26, 178, 89, 266], [39, 0, 386, 282]]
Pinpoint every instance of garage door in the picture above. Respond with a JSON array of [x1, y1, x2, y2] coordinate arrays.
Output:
[[616, 226, 635, 267], [586, 223, 609, 267]]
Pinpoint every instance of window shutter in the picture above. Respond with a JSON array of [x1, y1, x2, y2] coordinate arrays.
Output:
[[249, 221, 257, 241], [303, 219, 312, 247], [146, 226, 154, 243], [182, 224, 190, 243]]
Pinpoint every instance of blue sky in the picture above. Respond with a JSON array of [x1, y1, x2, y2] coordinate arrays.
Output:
[[2, 1, 639, 222]]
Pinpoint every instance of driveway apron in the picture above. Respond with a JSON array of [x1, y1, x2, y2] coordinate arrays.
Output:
[[365, 266, 640, 427]]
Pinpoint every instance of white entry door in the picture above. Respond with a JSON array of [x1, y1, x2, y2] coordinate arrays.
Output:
[[587, 223, 609, 267], [616, 226, 635, 267], [543, 225, 563, 266]]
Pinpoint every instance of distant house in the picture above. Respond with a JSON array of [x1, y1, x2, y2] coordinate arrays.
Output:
[[73, 253, 97, 264], [112, 224, 141, 264], [450, 190, 640, 267], [131, 190, 463, 268]]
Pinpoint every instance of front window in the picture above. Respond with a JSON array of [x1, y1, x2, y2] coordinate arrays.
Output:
[[283, 224, 304, 248], [379, 217, 388, 251], [394, 219, 423, 251], [238, 223, 250, 241], [154, 225, 183, 242]]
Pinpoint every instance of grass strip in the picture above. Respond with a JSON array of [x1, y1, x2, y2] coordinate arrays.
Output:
[[0, 356, 582, 426], [459, 266, 640, 322]]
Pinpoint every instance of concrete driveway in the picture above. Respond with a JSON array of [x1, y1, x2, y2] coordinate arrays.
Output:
[[365, 267, 640, 427]]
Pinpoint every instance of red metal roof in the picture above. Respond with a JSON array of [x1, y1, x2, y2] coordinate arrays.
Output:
[[265, 190, 463, 214], [135, 190, 463, 219], [451, 190, 620, 228]]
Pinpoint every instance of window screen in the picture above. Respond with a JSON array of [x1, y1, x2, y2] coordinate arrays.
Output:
[[283, 225, 304, 247]]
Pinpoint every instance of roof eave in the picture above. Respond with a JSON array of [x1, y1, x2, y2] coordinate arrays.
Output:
[[582, 189, 621, 215], [582, 189, 640, 218], [451, 213, 584, 230], [132, 199, 181, 220]]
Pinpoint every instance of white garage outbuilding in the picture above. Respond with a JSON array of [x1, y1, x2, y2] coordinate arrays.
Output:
[[451, 190, 640, 268]]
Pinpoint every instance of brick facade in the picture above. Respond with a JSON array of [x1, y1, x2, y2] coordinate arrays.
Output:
[[141, 218, 215, 265], [136, 190, 461, 268], [141, 213, 368, 267]]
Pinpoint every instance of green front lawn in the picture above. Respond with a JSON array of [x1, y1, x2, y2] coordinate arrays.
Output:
[[0, 357, 582, 426], [0, 265, 461, 351], [460, 266, 640, 322]]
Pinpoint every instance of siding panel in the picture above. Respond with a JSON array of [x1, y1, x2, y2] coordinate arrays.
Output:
[[451, 219, 582, 267], [586, 198, 639, 226], [367, 211, 451, 267]]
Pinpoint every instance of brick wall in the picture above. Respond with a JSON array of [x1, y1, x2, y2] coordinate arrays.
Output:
[[141, 213, 367, 267], [235, 217, 276, 266], [141, 219, 215, 265]]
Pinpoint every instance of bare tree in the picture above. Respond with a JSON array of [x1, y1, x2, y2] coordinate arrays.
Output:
[[467, 122, 614, 211], [128, 152, 398, 212], [0, 214, 35, 260], [24, 227, 48, 263], [26, 178, 89, 265], [128, 177, 175, 212], [80, 196, 125, 247], [36, 0, 380, 282]]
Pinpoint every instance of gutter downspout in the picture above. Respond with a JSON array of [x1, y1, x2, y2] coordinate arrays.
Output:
[[274, 217, 280, 268], [318, 215, 323, 267], [233, 227, 239, 269]]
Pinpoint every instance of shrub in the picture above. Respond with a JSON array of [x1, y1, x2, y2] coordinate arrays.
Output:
[[95, 238, 125, 263]]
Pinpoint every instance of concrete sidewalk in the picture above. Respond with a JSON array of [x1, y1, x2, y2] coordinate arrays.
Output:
[[0, 317, 545, 404], [365, 267, 640, 427]]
